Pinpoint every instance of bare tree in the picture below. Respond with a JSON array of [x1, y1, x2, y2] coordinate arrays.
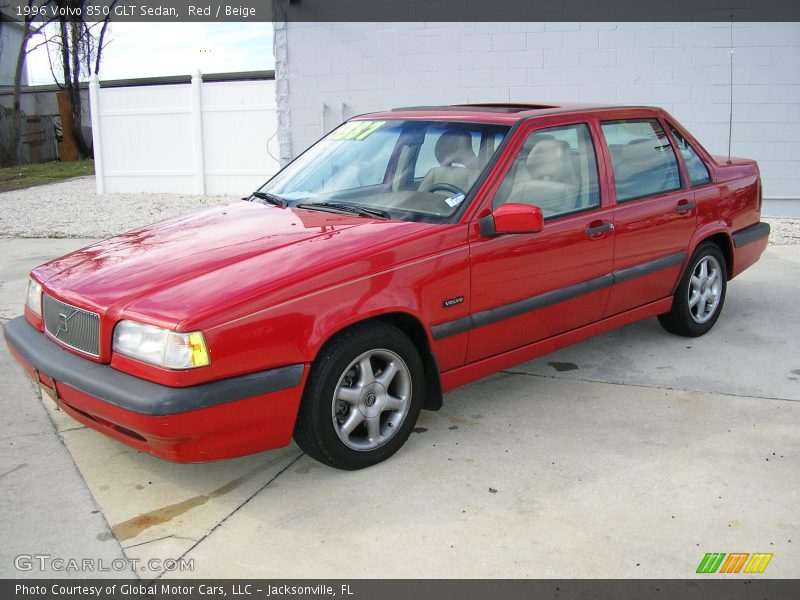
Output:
[[45, 0, 116, 158], [0, 1, 55, 166]]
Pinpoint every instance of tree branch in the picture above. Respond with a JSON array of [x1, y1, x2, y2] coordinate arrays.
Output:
[[93, 0, 116, 75]]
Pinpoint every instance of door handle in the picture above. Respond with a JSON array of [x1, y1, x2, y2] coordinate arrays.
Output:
[[675, 200, 696, 213], [585, 222, 614, 236]]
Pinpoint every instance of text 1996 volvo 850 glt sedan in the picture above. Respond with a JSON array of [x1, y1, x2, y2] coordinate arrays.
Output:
[[5, 103, 769, 469]]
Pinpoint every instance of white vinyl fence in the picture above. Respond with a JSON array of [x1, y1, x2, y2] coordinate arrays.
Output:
[[89, 72, 279, 194]]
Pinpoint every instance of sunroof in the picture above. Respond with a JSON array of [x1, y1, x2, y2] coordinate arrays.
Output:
[[453, 103, 557, 112], [392, 103, 555, 113]]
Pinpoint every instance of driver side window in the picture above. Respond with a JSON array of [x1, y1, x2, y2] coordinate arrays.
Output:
[[492, 123, 601, 219]]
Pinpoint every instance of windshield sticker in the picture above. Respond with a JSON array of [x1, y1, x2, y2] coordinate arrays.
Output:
[[444, 193, 466, 208], [329, 121, 386, 141]]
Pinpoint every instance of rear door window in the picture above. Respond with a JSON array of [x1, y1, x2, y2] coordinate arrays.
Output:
[[601, 119, 682, 202]]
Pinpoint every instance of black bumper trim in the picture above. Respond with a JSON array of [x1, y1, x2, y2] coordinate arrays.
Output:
[[732, 221, 770, 248], [613, 251, 686, 285], [4, 316, 305, 417]]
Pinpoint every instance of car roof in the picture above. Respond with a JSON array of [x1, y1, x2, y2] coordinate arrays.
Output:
[[355, 103, 660, 125]]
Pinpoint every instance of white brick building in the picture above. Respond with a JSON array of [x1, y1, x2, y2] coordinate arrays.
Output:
[[275, 21, 800, 206]]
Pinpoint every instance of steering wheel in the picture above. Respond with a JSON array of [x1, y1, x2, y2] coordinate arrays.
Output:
[[426, 183, 466, 196]]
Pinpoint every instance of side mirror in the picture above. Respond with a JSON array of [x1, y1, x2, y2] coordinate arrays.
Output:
[[479, 203, 544, 237]]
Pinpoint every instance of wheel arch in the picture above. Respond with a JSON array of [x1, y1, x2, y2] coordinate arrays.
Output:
[[694, 232, 734, 280], [311, 312, 444, 412], [687, 220, 734, 280]]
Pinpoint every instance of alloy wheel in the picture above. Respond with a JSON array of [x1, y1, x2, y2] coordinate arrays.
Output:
[[331, 349, 412, 451], [688, 255, 722, 324]]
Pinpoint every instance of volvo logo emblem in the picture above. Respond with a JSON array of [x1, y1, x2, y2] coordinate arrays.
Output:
[[56, 310, 77, 335], [365, 392, 377, 406], [442, 296, 465, 308]]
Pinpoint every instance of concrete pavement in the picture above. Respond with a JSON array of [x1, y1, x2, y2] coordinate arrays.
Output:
[[1, 238, 798, 578], [0, 239, 133, 579]]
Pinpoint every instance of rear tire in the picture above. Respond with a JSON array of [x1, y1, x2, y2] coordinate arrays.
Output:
[[658, 242, 727, 337], [293, 322, 424, 470]]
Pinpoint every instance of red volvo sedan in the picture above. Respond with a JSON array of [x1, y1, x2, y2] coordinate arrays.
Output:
[[5, 103, 769, 469]]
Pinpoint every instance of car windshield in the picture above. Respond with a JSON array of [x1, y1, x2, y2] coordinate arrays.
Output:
[[258, 119, 511, 221]]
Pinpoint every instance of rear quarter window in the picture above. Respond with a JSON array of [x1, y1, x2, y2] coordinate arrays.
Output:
[[668, 125, 712, 186]]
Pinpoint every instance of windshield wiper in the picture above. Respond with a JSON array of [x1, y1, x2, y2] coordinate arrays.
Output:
[[250, 191, 286, 208], [296, 202, 390, 220]]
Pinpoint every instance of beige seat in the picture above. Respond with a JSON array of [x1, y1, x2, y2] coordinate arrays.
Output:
[[614, 138, 680, 200], [419, 130, 481, 193], [511, 139, 580, 217], [616, 138, 668, 179]]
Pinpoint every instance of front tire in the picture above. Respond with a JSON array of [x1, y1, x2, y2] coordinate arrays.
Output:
[[658, 242, 727, 337], [293, 322, 424, 470]]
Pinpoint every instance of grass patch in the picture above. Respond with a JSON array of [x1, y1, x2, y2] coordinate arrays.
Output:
[[0, 159, 94, 193]]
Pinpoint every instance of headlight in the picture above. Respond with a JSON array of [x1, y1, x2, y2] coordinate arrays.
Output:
[[113, 320, 210, 369], [25, 278, 42, 316]]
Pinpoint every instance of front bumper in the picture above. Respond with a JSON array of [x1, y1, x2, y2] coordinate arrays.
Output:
[[4, 316, 307, 462]]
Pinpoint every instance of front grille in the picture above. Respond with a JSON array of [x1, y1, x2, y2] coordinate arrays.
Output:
[[42, 294, 100, 357]]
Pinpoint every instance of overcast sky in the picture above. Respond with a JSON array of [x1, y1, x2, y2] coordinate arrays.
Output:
[[25, 22, 275, 84]]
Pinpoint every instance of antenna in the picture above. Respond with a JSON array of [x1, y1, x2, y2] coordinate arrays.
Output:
[[727, 14, 734, 164]]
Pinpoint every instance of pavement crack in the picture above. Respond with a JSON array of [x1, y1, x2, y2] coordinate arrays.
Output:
[[110, 458, 293, 543], [501, 369, 800, 404], [155, 451, 304, 579], [123, 534, 199, 550], [0, 430, 55, 440], [59, 425, 88, 433], [0, 463, 28, 480]]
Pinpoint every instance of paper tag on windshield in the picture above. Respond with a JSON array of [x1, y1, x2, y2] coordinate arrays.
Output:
[[444, 193, 465, 208]]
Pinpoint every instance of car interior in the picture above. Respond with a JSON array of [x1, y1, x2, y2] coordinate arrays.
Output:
[[493, 125, 599, 218], [375, 124, 509, 217], [417, 130, 483, 194], [602, 120, 682, 202], [609, 138, 681, 201]]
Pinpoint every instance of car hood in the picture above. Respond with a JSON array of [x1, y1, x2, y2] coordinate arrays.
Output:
[[34, 201, 437, 329]]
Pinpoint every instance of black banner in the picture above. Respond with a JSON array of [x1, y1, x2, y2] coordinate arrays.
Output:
[[2, 0, 800, 23], [4, 580, 800, 600]]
